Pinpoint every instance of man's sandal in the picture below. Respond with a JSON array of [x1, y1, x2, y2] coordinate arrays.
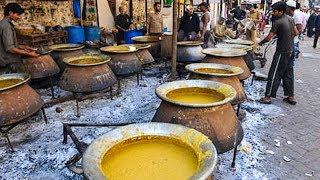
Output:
[[283, 97, 297, 105], [257, 98, 271, 104]]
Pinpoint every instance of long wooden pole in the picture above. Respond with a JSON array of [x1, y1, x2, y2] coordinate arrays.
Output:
[[171, 0, 178, 80]]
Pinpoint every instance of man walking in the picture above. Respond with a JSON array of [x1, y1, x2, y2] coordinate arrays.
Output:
[[313, 11, 320, 48], [258, 1, 297, 105]]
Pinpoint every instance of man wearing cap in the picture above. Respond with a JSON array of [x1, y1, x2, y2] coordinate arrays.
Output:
[[257, 1, 298, 105], [146, 2, 163, 36], [0, 3, 39, 74], [178, 5, 200, 41], [286, 0, 302, 64], [198, 2, 211, 48]]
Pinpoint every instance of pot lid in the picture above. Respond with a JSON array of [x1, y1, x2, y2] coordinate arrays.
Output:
[[177, 41, 203, 46], [100, 45, 137, 53], [63, 54, 111, 67], [49, 44, 85, 52], [224, 39, 254, 45], [185, 63, 244, 77], [82, 122, 218, 180], [131, 36, 161, 43], [155, 80, 236, 107], [202, 48, 247, 57], [119, 44, 151, 50], [0, 73, 31, 91], [215, 43, 252, 51]]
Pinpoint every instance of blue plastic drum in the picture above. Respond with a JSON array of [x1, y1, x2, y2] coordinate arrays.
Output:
[[124, 30, 144, 44], [65, 26, 85, 44], [84, 26, 100, 42]]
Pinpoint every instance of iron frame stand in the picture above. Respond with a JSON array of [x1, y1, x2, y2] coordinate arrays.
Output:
[[0, 107, 47, 151], [62, 122, 132, 176]]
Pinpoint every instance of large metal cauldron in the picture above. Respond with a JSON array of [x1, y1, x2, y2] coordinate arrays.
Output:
[[21, 54, 60, 79], [152, 80, 243, 153], [216, 43, 255, 71], [0, 73, 44, 126], [82, 122, 218, 180], [132, 36, 161, 58], [59, 55, 116, 93], [177, 41, 205, 62], [161, 32, 173, 58], [186, 63, 246, 105], [49, 44, 84, 71], [121, 44, 154, 65], [202, 48, 251, 80], [100, 46, 142, 76]]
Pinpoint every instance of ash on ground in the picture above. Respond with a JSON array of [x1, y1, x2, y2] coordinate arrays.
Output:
[[0, 62, 281, 179]]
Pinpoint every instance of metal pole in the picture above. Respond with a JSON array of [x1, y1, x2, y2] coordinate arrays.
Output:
[[171, 0, 178, 80]]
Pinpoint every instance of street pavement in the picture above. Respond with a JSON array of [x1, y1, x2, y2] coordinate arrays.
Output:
[[253, 35, 320, 179]]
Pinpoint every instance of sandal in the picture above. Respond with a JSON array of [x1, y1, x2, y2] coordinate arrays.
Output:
[[257, 98, 271, 104], [283, 97, 297, 105]]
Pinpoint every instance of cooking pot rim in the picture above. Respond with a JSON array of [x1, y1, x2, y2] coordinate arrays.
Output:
[[82, 122, 218, 180], [100, 45, 138, 54], [224, 39, 254, 45], [0, 73, 31, 91], [215, 43, 253, 51], [185, 63, 244, 77], [62, 54, 111, 67], [155, 79, 237, 107], [119, 44, 151, 50], [131, 35, 162, 42], [202, 48, 247, 57], [49, 44, 85, 52], [177, 41, 203, 46]]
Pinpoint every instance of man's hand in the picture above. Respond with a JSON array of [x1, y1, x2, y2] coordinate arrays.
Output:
[[313, 28, 316, 32], [28, 51, 40, 57]]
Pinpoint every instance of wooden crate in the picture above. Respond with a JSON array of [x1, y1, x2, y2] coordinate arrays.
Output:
[[17, 31, 67, 47]]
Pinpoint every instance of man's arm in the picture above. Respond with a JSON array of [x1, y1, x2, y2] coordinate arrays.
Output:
[[295, 23, 303, 34], [3, 27, 38, 57], [258, 32, 275, 45], [201, 13, 209, 38]]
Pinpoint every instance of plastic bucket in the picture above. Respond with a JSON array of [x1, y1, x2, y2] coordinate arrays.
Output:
[[84, 26, 100, 41], [65, 26, 85, 44], [124, 30, 144, 44]]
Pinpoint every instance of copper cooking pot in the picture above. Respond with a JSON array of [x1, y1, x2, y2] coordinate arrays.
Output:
[[177, 41, 205, 62], [132, 36, 161, 58], [0, 73, 44, 127], [121, 44, 154, 65], [202, 48, 251, 80], [21, 54, 60, 79], [58, 54, 117, 93], [100, 46, 142, 76], [161, 32, 173, 58], [82, 122, 218, 180], [186, 63, 246, 105], [152, 80, 243, 153], [49, 44, 84, 71]]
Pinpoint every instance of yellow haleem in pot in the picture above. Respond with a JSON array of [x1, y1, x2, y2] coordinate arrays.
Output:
[[69, 58, 104, 65], [100, 136, 199, 180], [166, 87, 225, 104], [0, 78, 23, 89], [194, 68, 233, 74]]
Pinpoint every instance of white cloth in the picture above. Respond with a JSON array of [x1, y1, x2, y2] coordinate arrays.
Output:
[[200, 11, 212, 31]]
